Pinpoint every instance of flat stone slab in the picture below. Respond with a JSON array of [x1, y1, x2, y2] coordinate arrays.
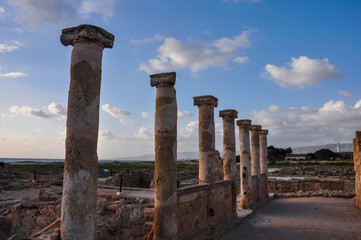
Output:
[[220, 197, 361, 240]]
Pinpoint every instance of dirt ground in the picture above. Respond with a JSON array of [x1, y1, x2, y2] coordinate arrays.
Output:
[[220, 197, 361, 240]]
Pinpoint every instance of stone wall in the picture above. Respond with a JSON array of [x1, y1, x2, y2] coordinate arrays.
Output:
[[268, 179, 355, 193], [176, 180, 232, 240], [354, 131, 361, 208], [177, 184, 209, 240]]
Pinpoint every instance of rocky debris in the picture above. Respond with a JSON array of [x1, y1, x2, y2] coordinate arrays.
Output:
[[97, 200, 146, 240], [274, 190, 356, 198], [1, 196, 148, 239]]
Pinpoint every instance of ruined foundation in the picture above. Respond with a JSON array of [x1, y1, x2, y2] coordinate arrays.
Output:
[[151, 72, 178, 240], [60, 24, 114, 239]]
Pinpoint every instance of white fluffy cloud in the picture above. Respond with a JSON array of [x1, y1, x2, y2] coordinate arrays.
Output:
[[7, 0, 116, 29], [9, 102, 66, 118], [10, 105, 51, 118], [339, 90, 356, 97], [141, 112, 150, 119], [135, 127, 153, 140], [178, 110, 193, 120], [138, 30, 255, 74], [0, 71, 26, 78], [47, 102, 66, 116], [0, 41, 21, 53], [101, 104, 130, 118], [252, 99, 361, 148], [101, 104, 138, 125], [261, 56, 341, 89]]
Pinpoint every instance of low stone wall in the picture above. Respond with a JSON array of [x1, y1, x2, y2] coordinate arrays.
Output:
[[211, 180, 232, 230], [176, 180, 233, 240], [177, 184, 209, 240], [268, 179, 355, 193]]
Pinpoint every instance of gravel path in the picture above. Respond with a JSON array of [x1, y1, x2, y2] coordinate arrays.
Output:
[[220, 197, 361, 240]]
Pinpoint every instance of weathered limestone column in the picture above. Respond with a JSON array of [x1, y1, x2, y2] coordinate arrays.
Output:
[[236, 119, 253, 209], [194, 95, 218, 185], [60, 25, 114, 239], [250, 125, 262, 203], [259, 129, 269, 200], [219, 109, 238, 216], [353, 131, 361, 209], [151, 72, 178, 240]]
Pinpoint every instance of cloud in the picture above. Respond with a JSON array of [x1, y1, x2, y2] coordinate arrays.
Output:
[[78, 0, 116, 22], [99, 130, 115, 139], [0, 72, 27, 78], [252, 99, 361, 148], [131, 34, 166, 45], [102, 104, 130, 118], [0, 6, 5, 14], [10, 105, 51, 118], [135, 127, 153, 140], [0, 41, 21, 53], [141, 112, 150, 119], [7, 0, 116, 29], [234, 56, 249, 64], [48, 102, 66, 116], [9, 102, 66, 119], [101, 104, 138, 125], [178, 110, 193, 120], [261, 56, 342, 89], [8, 0, 77, 28], [138, 29, 256, 74], [339, 90, 356, 97]]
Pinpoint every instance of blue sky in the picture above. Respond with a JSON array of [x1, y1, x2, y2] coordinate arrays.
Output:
[[0, 0, 360, 158]]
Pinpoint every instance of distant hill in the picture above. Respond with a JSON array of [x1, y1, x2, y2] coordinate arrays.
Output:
[[292, 143, 353, 154]]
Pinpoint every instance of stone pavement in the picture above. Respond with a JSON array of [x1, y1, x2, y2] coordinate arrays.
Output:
[[220, 197, 361, 240]]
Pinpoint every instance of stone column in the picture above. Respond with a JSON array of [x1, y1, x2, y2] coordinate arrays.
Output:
[[60, 25, 114, 239], [259, 129, 269, 200], [151, 72, 178, 240], [236, 119, 252, 209], [353, 131, 361, 209], [193, 95, 218, 185], [250, 125, 262, 203], [194, 95, 218, 233], [219, 109, 238, 216]]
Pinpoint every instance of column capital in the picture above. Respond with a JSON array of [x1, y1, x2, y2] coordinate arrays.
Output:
[[61, 24, 114, 48], [236, 119, 251, 127], [249, 125, 262, 131], [150, 72, 176, 87], [219, 109, 238, 119], [193, 95, 218, 107], [259, 129, 269, 135]]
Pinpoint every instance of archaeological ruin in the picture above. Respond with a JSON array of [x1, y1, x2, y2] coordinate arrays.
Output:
[[2, 23, 361, 240]]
